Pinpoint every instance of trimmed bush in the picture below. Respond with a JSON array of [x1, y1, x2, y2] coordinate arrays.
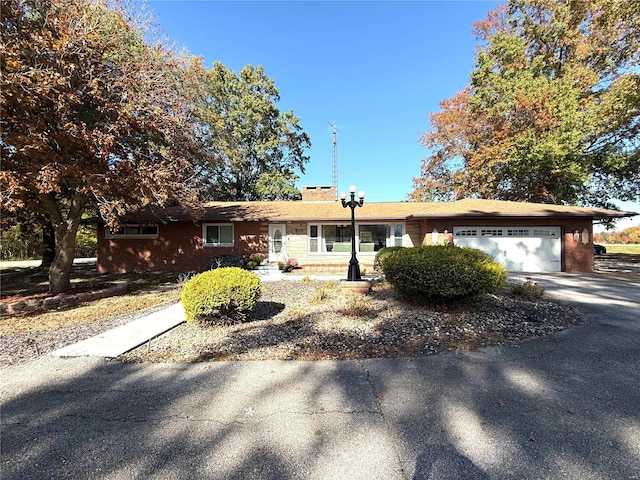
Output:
[[381, 245, 507, 302], [373, 246, 405, 272], [249, 253, 266, 265], [182, 267, 261, 324]]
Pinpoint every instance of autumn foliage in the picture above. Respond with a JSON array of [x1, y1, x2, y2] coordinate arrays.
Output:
[[411, 0, 640, 207], [594, 227, 640, 245], [1, 0, 205, 292]]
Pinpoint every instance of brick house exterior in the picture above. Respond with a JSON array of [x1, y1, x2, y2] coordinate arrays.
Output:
[[97, 186, 636, 274]]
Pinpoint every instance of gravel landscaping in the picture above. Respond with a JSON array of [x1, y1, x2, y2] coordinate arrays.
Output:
[[6, 255, 640, 367], [0, 277, 584, 367], [118, 279, 582, 363]]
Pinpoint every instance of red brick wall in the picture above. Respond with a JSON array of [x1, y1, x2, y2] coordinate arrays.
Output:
[[98, 217, 596, 273], [97, 222, 268, 273], [301, 186, 336, 202], [417, 217, 594, 272], [561, 219, 594, 272]]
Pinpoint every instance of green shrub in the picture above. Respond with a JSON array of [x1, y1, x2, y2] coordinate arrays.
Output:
[[246, 261, 258, 270], [75, 225, 97, 257], [210, 254, 247, 270], [373, 246, 405, 272], [181, 267, 261, 324], [381, 245, 507, 302], [249, 253, 266, 265], [510, 280, 544, 300]]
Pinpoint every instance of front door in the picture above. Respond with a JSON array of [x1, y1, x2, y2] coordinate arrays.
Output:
[[268, 224, 287, 262]]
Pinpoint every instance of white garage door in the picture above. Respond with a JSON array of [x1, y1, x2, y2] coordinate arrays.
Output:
[[453, 226, 561, 272]]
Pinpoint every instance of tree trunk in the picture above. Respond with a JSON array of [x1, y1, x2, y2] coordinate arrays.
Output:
[[40, 217, 56, 269], [41, 191, 88, 295], [48, 218, 81, 294]]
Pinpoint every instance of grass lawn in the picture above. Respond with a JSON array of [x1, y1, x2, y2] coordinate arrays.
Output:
[[1, 263, 182, 335], [601, 244, 640, 254]]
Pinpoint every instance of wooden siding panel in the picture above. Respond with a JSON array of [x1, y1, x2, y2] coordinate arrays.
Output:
[[405, 220, 420, 247], [285, 222, 307, 260]]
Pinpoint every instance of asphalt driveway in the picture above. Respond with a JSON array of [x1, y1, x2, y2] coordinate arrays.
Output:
[[1, 273, 639, 479]]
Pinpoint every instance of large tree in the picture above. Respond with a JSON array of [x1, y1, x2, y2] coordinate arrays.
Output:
[[411, 0, 640, 207], [1, 0, 205, 293], [196, 62, 311, 201], [255, 170, 302, 201]]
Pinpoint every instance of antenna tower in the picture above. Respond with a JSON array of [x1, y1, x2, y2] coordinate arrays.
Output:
[[329, 122, 339, 200]]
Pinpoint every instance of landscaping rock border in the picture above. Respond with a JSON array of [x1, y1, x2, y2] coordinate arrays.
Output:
[[0, 281, 128, 315]]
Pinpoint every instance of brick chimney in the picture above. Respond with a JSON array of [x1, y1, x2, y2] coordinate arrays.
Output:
[[301, 186, 336, 202]]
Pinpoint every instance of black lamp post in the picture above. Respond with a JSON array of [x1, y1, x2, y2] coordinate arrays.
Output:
[[340, 185, 365, 281]]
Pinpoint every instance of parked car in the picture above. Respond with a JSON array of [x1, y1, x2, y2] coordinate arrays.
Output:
[[593, 244, 607, 255]]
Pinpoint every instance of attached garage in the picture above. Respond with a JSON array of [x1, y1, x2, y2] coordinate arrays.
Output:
[[453, 226, 561, 272], [98, 190, 637, 274]]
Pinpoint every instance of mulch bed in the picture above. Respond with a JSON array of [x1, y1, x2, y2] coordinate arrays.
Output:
[[118, 280, 583, 363]]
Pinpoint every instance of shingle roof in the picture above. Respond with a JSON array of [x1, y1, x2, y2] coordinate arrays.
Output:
[[122, 199, 636, 224], [196, 198, 635, 222], [198, 201, 422, 222], [407, 198, 636, 219]]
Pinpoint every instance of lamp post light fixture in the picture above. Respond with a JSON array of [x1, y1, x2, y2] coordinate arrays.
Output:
[[340, 185, 365, 281]]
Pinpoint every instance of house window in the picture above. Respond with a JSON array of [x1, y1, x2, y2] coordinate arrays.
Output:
[[106, 224, 158, 238], [203, 224, 234, 246], [507, 229, 530, 236], [308, 223, 403, 253], [309, 225, 319, 252], [393, 224, 403, 246], [359, 224, 402, 251], [309, 224, 352, 252], [533, 228, 557, 237]]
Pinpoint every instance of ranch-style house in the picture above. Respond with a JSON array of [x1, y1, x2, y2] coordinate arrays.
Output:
[[97, 186, 637, 274]]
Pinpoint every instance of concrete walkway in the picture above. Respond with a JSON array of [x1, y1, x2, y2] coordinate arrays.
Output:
[[48, 272, 365, 358], [0, 257, 97, 270], [50, 303, 186, 358]]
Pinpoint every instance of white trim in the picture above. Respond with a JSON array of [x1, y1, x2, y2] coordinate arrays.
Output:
[[307, 222, 405, 254], [453, 226, 560, 238], [105, 224, 158, 239], [268, 223, 287, 262], [202, 223, 234, 247]]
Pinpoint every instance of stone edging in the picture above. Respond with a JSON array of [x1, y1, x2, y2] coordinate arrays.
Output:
[[0, 281, 129, 316]]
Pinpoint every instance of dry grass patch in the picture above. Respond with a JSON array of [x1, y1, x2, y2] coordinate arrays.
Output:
[[1, 289, 182, 335]]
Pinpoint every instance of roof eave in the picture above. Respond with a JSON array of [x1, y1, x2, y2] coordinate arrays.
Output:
[[408, 210, 638, 220]]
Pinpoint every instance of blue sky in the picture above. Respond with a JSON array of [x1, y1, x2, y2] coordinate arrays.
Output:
[[148, 0, 638, 229]]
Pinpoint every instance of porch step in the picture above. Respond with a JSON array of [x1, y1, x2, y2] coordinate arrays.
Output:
[[252, 263, 284, 280], [254, 263, 280, 272]]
